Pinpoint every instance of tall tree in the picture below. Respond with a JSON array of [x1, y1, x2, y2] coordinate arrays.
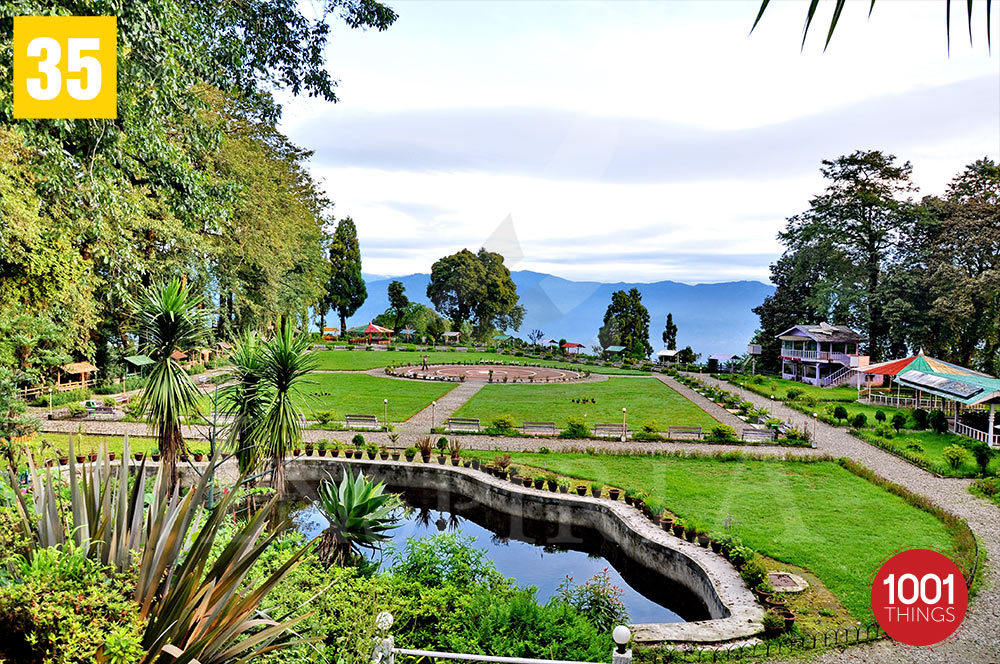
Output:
[[662, 313, 678, 350], [601, 289, 652, 359], [387, 280, 410, 332], [426, 248, 523, 337], [326, 218, 367, 334], [775, 150, 918, 361], [133, 279, 209, 487]]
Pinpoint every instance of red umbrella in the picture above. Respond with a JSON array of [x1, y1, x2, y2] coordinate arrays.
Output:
[[361, 322, 393, 344]]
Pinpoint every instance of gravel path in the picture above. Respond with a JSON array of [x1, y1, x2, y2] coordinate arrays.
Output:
[[398, 380, 486, 434], [695, 374, 999, 663], [653, 373, 751, 432]]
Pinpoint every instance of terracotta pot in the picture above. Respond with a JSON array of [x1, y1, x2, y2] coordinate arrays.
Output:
[[576, 486, 587, 496], [521, 477, 531, 487], [533, 478, 545, 489], [319, 449, 327, 457], [607, 488, 621, 500], [133, 453, 143, 461], [305, 447, 314, 456], [89, 453, 97, 462], [180, 454, 190, 462], [367, 451, 377, 460], [381, 452, 389, 460], [660, 518, 673, 531], [293, 449, 302, 457], [698, 534, 711, 548], [392, 453, 401, 461], [151, 454, 160, 462], [471, 459, 480, 470], [405, 454, 415, 462], [108, 453, 116, 461], [45, 459, 55, 467], [76, 456, 86, 463], [451, 457, 459, 465], [711, 540, 723, 554], [685, 530, 697, 543], [559, 485, 568, 493], [436, 455, 446, 464], [547, 480, 558, 491], [194, 454, 203, 462], [592, 488, 603, 498]]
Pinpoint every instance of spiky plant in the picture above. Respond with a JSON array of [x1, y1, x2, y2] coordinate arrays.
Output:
[[314, 468, 400, 565], [132, 279, 209, 487], [7, 435, 316, 663], [221, 332, 269, 475], [252, 319, 316, 496]]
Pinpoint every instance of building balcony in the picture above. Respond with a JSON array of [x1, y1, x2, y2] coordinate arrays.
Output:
[[780, 349, 854, 365]]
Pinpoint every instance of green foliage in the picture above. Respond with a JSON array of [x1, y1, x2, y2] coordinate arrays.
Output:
[[785, 388, 802, 401], [943, 444, 971, 470], [968, 441, 995, 476], [327, 217, 367, 332], [873, 422, 895, 438], [556, 568, 629, 632], [851, 413, 867, 429], [739, 556, 769, 589], [891, 411, 907, 432], [875, 410, 886, 422], [833, 405, 848, 422], [490, 413, 517, 433], [710, 424, 737, 441], [913, 408, 930, 430], [426, 248, 524, 337], [599, 288, 652, 358], [315, 468, 400, 564], [930, 410, 949, 434], [559, 418, 591, 439], [391, 534, 509, 589]]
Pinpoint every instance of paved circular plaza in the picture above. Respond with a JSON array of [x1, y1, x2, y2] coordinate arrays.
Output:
[[405, 364, 582, 382]]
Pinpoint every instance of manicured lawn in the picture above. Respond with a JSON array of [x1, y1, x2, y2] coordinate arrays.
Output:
[[295, 373, 455, 422], [857, 430, 1000, 477], [23, 432, 198, 461], [311, 350, 648, 375], [452, 377, 718, 430], [730, 375, 860, 402], [816, 402, 916, 428], [477, 452, 957, 621]]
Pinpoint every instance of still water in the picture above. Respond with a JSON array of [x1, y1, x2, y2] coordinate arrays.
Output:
[[292, 486, 709, 623]]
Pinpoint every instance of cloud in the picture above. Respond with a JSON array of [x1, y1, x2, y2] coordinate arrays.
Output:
[[293, 76, 997, 184]]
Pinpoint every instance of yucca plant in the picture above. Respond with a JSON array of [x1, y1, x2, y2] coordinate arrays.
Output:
[[221, 331, 269, 475], [6, 434, 316, 663], [314, 468, 400, 565], [252, 319, 317, 496], [132, 278, 209, 487]]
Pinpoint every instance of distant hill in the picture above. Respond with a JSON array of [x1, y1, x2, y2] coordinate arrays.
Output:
[[333, 270, 773, 359]]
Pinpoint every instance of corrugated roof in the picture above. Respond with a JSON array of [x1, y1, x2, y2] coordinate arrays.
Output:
[[605, 345, 626, 352], [124, 355, 155, 367], [897, 369, 1000, 406]]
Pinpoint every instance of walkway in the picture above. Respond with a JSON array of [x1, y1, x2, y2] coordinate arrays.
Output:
[[398, 380, 486, 434], [653, 373, 749, 432], [695, 374, 999, 663]]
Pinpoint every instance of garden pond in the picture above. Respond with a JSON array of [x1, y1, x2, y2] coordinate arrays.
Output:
[[289, 485, 710, 624]]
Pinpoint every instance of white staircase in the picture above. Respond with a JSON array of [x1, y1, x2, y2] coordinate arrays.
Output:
[[822, 366, 854, 388]]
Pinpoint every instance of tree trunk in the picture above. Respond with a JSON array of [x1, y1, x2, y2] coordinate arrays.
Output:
[[340, 311, 347, 336]]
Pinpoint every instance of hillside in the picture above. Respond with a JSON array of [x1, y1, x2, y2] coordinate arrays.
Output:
[[337, 271, 773, 358]]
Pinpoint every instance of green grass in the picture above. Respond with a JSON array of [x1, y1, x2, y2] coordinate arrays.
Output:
[[23, 432, 199, 460], [476, 452, 957, 621], [814, 401, 916, 428], [294, 373, 455, 422], [729, 375, 859, 402], [452, 377, 718, 430], [856, 430, 1000, 477], [311, 350, 648, 375]]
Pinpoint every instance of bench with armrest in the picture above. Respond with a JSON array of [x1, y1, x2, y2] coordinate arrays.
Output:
[[741, 428, 776, 442], [593, 423, 626, 438], [446, 417, 481, 432], [668, 425, 702, 439], [522, 421, 556, 436], [346, 414, 380, 430]]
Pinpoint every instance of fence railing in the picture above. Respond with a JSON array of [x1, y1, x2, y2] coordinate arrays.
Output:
[[953, 421, 991, 444]]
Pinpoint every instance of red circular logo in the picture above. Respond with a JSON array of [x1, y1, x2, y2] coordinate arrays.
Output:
[[871, 548, 968, 647]]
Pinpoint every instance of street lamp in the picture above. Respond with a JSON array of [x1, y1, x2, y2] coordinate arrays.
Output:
[[48, 387, 53, 416], [384, 398, 388, 432], [431, 400, 436, 433], [812, 412, 818, 448], [612, 625, 632, 658], [621, 407, 627, 442]]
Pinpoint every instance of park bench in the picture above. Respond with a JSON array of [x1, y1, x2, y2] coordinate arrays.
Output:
[[778, 422, 794, 436], [522, 421, 556, 436], [741, 428, 776, 442], [593, 423, 626, 438], [446, 417, 481, 432], [668, 425, 702, 439], [346, 414, 380, 430]]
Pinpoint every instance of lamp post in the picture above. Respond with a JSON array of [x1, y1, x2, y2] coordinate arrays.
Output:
[[770, 394, 774, 417], [431, 400, 436, 433], [612, 625, 632, 664], [812, 412, 818, 448], [621, 407, 627, 442], [48, 387, 53, 416], [384, 398, 389, 432]]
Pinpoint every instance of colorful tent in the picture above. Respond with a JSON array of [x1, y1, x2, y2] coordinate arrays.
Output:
[[562, 342, 584, 354], [346, 322, 393, 344], [859, 350, 991, 378]]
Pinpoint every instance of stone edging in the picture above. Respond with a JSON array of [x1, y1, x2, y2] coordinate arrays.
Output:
[[278, 457, 765, 644]]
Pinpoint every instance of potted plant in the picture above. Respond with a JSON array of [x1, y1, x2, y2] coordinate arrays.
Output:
[[180, 452, 190, 462], [330, 441, 341, 457], [293, 447, 302, 457], [545, 474, 559, 491], [463, 458, 472, 467], [151, 449, 161, 462], [193, 453, 204, 462], [780, 610, 796, 631], [558, 479, 569, 494], [672, 518, 685, 538], [404, 446, 417, 462], [658, 512, 673, 531], [392, 448, 401, 461], [417, 436, 433, 462], [471, 458, 480, 470], [533, 475, 546, 490], [449, 438, 462, 465], [436, 436, 448, 459], [762, 611, 784, 637], [607, 487, 621, 500], [133, 452, 143, 462], [698, 531, 711, 548], [684, 523, 698, 543], [710, 538, 723, 554], [380, 445, 389, 460], [624, 488, 637, 506], [318, 439, 328, 457], [108, 452, 116, 461], [575, 485, 588, 496], [522, 475, 533, 487], [366, 443, 378, 460], [589, 482, 602, 498]]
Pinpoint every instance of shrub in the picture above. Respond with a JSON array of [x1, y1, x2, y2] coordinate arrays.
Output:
[[559, 418, 591, 439], [875, 410, 886, 422], [556, 568, 629, 632], [352, 433, 365, 447], [32, 388, 92, 407], [943, 444, 970, 470], [315, 411, 335, 424], [891, 412, 907, 432], [873, 423, 895, 438], [973, 477, 999, 497], [833, 405, 848, 422], [436, 436, 449, 453], [902, 439, 925, 455], [851, 413, 867, 429], [490, 414, 517, 433], [785, 388, 802, 401], [101, 396, 116, 407], [762, 611, 785, 632], [929, 410, 948, 434], [710, 424, 736, 441], [67, 402, 86, 417], [739, 557, 769, 589], [913, 408, 929, 430], [185, 363, 206, 375], [968, 441, 995, 476]]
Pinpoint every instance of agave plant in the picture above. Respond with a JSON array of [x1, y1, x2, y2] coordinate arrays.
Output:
[[132, 278, 209, 487], [6, 434, 316, 663], [314, 468, 400, 565]]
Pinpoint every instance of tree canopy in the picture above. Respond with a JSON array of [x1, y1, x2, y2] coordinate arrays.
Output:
[[600, 289, 652, 359], [327, 218, 368, 334], [426, 249, 524, 338]]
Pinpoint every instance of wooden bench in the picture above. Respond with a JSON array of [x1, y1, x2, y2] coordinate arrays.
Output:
[[593, 424, 626, 438], [741, 428, 776, 442], [668, 425, 702, 439], [346, 414, 380, 430], [522, 421, 556, 436], [446, 417, 481, 432]]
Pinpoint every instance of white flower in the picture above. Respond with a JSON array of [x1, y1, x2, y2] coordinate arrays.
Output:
[[376, 611, 393, 631]]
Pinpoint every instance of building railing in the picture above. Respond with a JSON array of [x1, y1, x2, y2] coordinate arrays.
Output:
[[953, 421, 993, 445], [780, 349, 853, 364]]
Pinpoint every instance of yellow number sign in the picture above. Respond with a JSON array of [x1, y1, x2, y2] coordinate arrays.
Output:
[[13, 16, 117, 119]]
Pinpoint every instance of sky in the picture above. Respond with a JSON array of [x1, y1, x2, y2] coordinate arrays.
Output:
[[280, 0, 999, 285]]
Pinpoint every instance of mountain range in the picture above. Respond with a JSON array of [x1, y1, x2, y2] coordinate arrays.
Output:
[[337, 271, 773, 359]]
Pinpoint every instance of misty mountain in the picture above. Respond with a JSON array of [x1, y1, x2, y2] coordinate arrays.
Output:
[[336, 271, 773, 358]]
